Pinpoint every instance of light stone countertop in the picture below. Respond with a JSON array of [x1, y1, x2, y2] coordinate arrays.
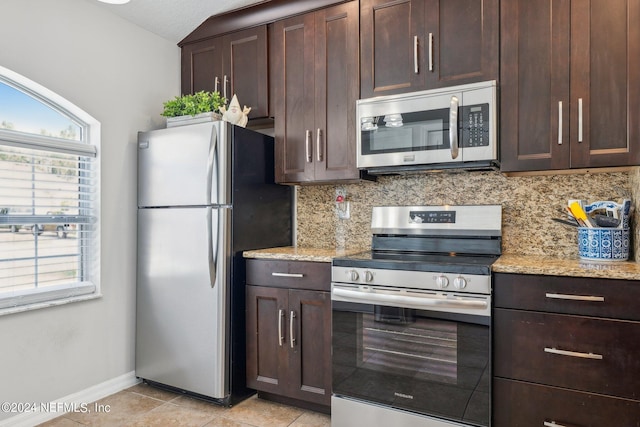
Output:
[[243, 246, 366, 263], [244, 247, 640, 280], [493, 254, 640, 280]]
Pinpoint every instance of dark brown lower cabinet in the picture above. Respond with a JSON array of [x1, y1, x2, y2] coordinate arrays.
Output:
[[493, 273, 640, 426], [245, 260, 331, 409], [494, 378, 640, 426]]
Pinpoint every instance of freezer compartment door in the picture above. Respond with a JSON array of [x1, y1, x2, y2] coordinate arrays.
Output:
[[136, 206, 230, 399], [138, 122, 228, 207]]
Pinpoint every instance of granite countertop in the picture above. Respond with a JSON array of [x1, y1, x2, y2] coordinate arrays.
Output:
[[245, 247, 640, 280], [494, 254, 640, 280], [243, 246, 366, 263]]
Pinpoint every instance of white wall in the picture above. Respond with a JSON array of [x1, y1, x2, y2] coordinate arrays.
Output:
[[0, 0, 180, 420]]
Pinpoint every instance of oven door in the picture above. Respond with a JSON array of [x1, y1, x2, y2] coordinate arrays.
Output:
[[331, 283, 491, 427]]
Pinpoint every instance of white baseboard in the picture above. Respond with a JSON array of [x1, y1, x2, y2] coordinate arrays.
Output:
[[0, 371, 140, 427]]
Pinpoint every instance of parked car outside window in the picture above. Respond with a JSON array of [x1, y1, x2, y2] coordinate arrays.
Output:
[[20, 211, 74, 239], [0, 207, 24, 233]]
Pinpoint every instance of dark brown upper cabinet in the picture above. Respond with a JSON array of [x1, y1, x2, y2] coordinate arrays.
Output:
[[360, 0, 498, 99], [273, 1, 361, 184], [181, 37, 223, 95], [181, 26, 269, 119], [500, 0, 640, 172]]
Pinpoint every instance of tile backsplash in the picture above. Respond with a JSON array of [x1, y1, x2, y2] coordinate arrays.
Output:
[[296, 168, 639, 261]]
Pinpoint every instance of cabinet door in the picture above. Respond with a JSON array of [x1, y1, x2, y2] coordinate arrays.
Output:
[[424, 0, 498, 88], [500, 0, 570, 172], [288, 289, 331, 406], [246, 285, 289, 395], [313, 1, 360, 181], [274, 13, 316, 183], [222, 26, 269, 119], [569, 0, 640, 167], [360, 0, 426, 98], [181, 37, 224, 95]]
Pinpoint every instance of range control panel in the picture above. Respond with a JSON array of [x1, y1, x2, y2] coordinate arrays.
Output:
[[331, 266, 491, 295], [409, 210, 456, 224]]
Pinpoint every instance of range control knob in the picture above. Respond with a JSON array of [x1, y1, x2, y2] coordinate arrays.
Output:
[[436, 275, 449, 289], [349, 270, 359, 281], [454, 276, 468, 289], [364, 271, 374, 282]]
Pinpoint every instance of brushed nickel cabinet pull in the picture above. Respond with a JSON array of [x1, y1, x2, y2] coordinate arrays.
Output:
[[272, 272, 304, 278], [546, 293, 604, 302], [278, 309, 285, 346], [428, 33, 434, 71], [558, 101, 563, 145], [214, 76, 220, 93], [305, 130, 312, 163], [544, 347, 603, 360], [578, 98, 583, 142], [316, 128, 323, 162], [223, 75, 229, 100], [414, 36, 419, 74], [290, 310, 296, 348]]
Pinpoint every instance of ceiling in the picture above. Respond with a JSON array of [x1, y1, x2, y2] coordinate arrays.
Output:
[[87, 0, 266, 44]]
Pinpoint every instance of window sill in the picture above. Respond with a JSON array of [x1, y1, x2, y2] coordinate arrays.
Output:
[[0, 283, 100, 316]]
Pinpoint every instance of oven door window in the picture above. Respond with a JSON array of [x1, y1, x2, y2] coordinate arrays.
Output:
[[332, 302, 490, 427], [360, 109, 452, 155]]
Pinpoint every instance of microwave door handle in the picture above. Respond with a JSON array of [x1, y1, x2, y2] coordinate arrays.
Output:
[[449, 96, 459, 159]]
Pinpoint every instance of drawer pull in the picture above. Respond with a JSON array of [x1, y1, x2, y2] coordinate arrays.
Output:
[[544, 347, 603, 360], [272, 272, 304, 278], [544, 422, 581, 427], [545, 293, 604, 302]]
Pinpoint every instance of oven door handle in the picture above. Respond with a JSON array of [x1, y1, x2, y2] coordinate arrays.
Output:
[[332, 287, 488, 310]]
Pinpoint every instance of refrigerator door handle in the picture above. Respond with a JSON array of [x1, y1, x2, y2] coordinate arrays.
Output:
[[206, 127, 218, 205], [207, 207, 217, 288]]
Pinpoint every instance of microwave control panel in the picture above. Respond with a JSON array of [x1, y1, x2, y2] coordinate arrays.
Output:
[[462, 104, 489, 147]]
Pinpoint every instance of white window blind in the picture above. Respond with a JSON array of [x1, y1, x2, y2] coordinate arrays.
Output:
[[0, 71, 100, 312], [0, 142, 98, 309]]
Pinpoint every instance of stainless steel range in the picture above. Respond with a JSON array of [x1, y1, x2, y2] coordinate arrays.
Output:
[[331, 205, 502, 427]]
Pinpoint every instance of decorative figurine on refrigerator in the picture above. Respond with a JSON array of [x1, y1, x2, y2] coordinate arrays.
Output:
[[220, 94, 251, 127]]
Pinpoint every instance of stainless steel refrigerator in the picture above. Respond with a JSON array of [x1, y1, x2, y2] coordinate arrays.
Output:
[[135, 121, 291, 405]]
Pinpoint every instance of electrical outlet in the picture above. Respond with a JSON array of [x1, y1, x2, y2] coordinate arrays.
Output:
[[335, 188, 350, 219]]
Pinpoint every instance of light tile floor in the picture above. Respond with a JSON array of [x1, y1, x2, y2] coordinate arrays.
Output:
[[39, 383, 331, 427]]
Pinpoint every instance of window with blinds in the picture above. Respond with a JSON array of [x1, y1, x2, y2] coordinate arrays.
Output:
[[0, 69, 100, 312]]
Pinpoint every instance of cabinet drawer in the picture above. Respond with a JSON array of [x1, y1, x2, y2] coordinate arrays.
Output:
[[246, 259, 331, 291], [493, 378, 640, 427], [494, 308, 640, 400], [494, 273, 640, 321]]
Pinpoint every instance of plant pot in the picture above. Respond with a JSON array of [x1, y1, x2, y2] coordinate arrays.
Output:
[[166, 112, 222, 128]]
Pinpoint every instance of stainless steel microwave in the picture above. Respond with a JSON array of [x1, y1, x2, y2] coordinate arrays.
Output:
[[356, 80, 497, 173]]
